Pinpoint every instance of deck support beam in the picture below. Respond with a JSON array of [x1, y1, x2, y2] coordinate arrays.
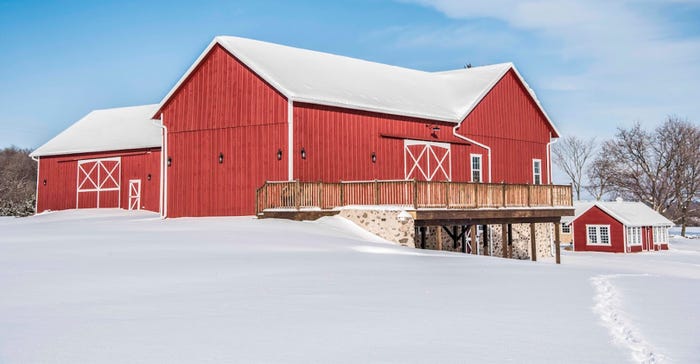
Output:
[[530, 223, 537, 262], [461, 226, 468, 254], [554, 221, 561, 264], [507, 224, 513, 258], [470, 224, 477, 255], [419, 226, 426, 249], [482, 224, 489, 256]]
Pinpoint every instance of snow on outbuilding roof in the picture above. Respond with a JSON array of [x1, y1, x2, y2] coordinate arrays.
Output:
[[30, 104, 161, 158], [567, 200, 673, 227], [155, 36, 559, 136]]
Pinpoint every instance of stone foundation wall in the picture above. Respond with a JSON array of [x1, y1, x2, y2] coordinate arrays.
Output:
[[415, 223, 555, 260], [339, 209, 415, 247]]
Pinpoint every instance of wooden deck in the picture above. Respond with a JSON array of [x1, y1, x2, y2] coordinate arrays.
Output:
[[256, 180, 573, 213]]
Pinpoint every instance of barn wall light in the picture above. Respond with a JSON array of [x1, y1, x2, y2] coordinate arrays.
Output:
[[147, 174, 152, 181], [301, 148, 307, 160], [371, 152, 377, 163], [167, 157, 172, 167], [277, 149, 283, 161], [219, 152, 224, 164], [43, 179, 47, 186]]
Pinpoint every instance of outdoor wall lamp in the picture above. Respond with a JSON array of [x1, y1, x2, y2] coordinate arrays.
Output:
[[277, 149, 283, 161], [371, 152, 377, 163], [43, 179, 47, 186], [219, 152, 224, 164], [301, 148, 307, 160], [167, 157, 172, 167], [147, 174, 152, 181]]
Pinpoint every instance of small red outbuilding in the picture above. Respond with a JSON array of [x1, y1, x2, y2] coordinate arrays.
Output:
[[30, 105, 162, 213], [566, 200, 673, 253]]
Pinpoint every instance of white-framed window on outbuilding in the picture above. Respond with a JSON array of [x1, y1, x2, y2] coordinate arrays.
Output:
[[470, 154, 482, 182], [627, 226, 642, 245], [561, 223, 571, 234], [653, 226, 668, 244], [586, 225, 610, 245], [532, 159, 542, 185]]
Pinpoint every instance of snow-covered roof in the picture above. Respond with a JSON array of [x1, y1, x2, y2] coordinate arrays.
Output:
[[30, 104, 161, 158], [155, 36, 559, 136], [567, 200, 673, 227]]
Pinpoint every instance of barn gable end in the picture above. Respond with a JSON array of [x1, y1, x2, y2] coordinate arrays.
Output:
[[160, 44, 288, 217]]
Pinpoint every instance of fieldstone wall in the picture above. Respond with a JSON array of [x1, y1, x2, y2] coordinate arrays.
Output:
[[339, 209, 415, 248]]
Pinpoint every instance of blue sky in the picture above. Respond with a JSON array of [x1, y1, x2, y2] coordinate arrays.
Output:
[[1, 0, 699, 157]]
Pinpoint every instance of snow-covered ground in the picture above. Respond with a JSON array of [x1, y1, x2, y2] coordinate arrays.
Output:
[[0, 210, 697, 363]]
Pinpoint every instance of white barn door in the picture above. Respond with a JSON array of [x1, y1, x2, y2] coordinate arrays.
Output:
[[128, 179, 141, 210], [76, 157, 121, 208], [404, 140, 451, 181]]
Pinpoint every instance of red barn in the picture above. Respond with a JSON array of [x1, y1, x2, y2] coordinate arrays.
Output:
[[31, 105, 162, 213], [152, 36, 560, 218], [33, 36, 562, 219], [567, 200, 673, 253]]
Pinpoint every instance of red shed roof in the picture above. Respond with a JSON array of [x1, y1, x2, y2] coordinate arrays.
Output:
[[154, 36, 559, 137]]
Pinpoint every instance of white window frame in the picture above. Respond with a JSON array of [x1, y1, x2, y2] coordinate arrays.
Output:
[[470, 154, 482, 182], [626, 226, 642, 246], [586, 224, 611, 246], [532, 159, 542, 185], [653, 226, 667, 244], [561, 223, 571, 234]]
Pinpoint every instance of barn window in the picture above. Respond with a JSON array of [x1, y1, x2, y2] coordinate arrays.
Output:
[[470, 154, 482, 182], [586, 225, 610, 245], [532, 159, 542, 185], [561, 223, 571, 234], [627, 226, 642, 245], [653, 227, 667, 243]]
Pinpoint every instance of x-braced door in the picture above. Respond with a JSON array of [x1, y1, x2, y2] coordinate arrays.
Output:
[[128, 179, 141, 210], [404, 140, 451, 181], [76, 157, 121, 208]]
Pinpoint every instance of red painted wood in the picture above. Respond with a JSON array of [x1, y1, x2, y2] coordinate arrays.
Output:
[[456, 70, 555, 184], [573, 206, 625, 253], [161, 45, 288, 217], [37, 148, 160, 213]]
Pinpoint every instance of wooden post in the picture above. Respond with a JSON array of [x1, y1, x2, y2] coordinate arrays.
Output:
[[445, 181, 450, 208], [452, 226, 459, 249], [507, 224, 513, 258], [461, 226, 468, 253], [550, 185, 555, 206], [318, 181, 323, 209], [255, 188, 259, 216], [436, 226, 443, 251], [420, 226, 427, 249], [295, 180, 301, 210], [530, 223, 537, 262], [413, 179, 418, 209], [501, 224, 508, 258], [482, 224, 489, 256], [470, 224, 477, 255], [502, 182, 506, 207], [264, 183, 268, 210], [554, 221, 561, 264], [340, 181, 345, 206], [374, 180, 380, 205]]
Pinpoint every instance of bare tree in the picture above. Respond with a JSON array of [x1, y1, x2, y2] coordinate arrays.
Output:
[[585, 151, 616, 200], [552, 136, 596, 200], [658, 117, 700, 236], [603, 123, 675, 212], [0, 146, 37, 216]]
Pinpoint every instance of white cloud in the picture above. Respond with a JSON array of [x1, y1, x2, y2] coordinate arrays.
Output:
[[398, 0, 700, 135]]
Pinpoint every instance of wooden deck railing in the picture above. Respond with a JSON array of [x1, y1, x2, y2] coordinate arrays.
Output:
[[255, 180, 573, 214]]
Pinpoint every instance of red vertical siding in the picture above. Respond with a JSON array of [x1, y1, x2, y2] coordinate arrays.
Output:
[[457, 70, 554, 184], [161, 45, 288, 217], [573, 206, 625, 253], [36, 149, 161, 213], [293, 103, 483, 182]]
